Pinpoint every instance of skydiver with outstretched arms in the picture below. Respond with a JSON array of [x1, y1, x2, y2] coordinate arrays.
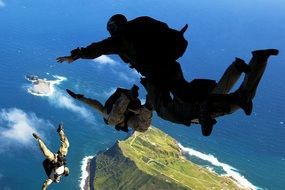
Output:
[[66, 85, 153, 133]]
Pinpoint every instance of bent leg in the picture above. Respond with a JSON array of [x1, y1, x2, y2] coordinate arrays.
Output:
[[57, 130, 69, 156], [239, 49, 279, 102], [202, 58, 248, 118], [37, 139, 55, 161], [218, 49, 279, 116], [212, 58, 247, 94]]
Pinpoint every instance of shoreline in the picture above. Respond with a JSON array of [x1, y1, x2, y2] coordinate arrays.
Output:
[[80, 142, 260, 190], [80, 156, 94, 190], [178, 143, 260, 190]]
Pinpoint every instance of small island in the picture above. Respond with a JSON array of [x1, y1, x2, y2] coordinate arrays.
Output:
[[26, 75, 51, 95], [83, 127, 247, 190]]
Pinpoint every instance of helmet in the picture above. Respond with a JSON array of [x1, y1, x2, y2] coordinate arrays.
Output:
[[107, 14, 127, 35]]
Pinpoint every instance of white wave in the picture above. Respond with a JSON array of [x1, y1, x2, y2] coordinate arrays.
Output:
[[79, 156, 95, 190], [178, 143, 261, 190]]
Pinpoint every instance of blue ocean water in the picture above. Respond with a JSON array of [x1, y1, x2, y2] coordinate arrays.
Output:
[[0, 0, 285, 189]]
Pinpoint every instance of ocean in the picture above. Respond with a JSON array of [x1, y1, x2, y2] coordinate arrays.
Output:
[[0, 0, 284, 189]]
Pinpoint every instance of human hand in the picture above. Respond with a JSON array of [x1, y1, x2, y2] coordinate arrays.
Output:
[[56, 56, 74, 63]]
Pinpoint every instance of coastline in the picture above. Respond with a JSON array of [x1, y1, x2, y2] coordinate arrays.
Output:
[[80, 141, 260, 190], [80, 156, 94, 190], [178, 143, 260, 190]]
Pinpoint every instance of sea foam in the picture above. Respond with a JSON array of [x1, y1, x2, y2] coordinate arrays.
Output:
[[178, 143, 262, 190], [79, 156, 94, 190]]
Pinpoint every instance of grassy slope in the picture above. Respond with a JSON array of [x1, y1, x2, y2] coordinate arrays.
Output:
[[93, 126, 244, 190]]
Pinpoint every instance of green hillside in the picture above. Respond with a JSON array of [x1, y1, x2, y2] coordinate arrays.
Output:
[[90, 126, 245, 190]]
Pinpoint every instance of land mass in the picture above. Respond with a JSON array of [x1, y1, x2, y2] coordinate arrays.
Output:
[[84, 127, 247, 190], [26, 75, 51, 95]]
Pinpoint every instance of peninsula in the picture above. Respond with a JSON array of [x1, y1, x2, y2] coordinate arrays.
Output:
[[83, 127, 247, 190]]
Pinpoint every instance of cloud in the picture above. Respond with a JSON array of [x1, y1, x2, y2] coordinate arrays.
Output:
[[92, 55, 141, 83], [110, 67, 140, 83], [113, 70, 136, 83], [93, 55, 140, 83], [0, 0, 5, 8], [93, 55, 116, 65], [0, 108, 52, 152], [47, 90, 96, 124]]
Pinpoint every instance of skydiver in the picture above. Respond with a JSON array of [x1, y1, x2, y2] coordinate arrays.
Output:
[[32, 123, 70, 190], [141, 49, 279, 136], [66, 85, 153, 133], [56, 14, 216, 105]]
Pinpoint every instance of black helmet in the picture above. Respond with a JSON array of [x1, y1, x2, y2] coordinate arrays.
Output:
[[107, 14, 127, 35]]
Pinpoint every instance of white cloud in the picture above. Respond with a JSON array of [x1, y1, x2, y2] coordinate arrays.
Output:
[[0, 0, 5, 8], [117, 71, 136, 82], [110, 67, 140, 83], [48, 90, 96, 124], [93, 55, 116, 65], [0, 108, 52, 152], [91, 55, 141, 83]]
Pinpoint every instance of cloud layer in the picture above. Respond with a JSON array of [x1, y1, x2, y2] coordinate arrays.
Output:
[[0, 108, 52, 153]]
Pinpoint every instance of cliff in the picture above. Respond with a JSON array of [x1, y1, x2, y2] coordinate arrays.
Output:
[[86, 127, 245, 190]]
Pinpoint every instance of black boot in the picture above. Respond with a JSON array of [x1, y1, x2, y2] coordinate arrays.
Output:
[[57, 122, 64, 133], [199, 101, 216, 136], [66, 89, 84, 99], [252, 49, 279, 62], [239, 100, 253, 116], [32, 133, 40, 140]]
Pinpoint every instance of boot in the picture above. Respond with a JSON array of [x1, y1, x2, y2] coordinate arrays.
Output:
[[199, 101, 216, 136], [252, 49, 279, 60], [66, 89, 84, 99], [32, 133, 40, 140], [57, 122, 64, 133]]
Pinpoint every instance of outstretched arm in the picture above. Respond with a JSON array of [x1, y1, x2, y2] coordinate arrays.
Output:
[[56, 37, 121, 63], [41, 178, 53, 190]]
